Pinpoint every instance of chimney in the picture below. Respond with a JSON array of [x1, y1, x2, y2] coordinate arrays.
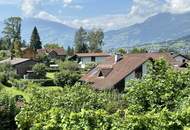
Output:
[[115, 54, 122, 64]]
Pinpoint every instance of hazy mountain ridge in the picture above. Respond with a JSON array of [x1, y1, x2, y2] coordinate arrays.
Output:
[[1, 12, 190, 49], [104, 12, 190, 49], [0, 18, 76, 47], [134, 34, 190, 53]]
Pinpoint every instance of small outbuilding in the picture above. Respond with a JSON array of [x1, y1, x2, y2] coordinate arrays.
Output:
[[0, 57, 37, 76]]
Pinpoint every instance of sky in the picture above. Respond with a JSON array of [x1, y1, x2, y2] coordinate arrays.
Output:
[[1, 0, 190, 30]]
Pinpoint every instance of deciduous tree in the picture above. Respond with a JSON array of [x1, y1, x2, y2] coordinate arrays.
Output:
[[74, 27, 88, 53]]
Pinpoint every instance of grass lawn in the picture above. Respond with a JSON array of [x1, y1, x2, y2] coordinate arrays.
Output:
[[42, 86, 63, 91], [2, 86, 30, 102], [1, 81, 63, 102], [46, 72, 55, 79]]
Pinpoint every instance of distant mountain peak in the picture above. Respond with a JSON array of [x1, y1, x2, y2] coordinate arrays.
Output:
[[104, 12, 190, 49], [0, 17, 76, 47]]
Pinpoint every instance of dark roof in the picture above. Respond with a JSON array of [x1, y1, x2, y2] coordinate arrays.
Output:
[[0, 58, 32, 66], [173, 54, 190, 60], [75, 53, 110, 57], [37, 48, 66, 56], [81, 53, 178, 90]]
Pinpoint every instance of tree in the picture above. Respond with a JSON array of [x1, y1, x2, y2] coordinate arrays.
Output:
[[130, 48, 148, 53], [58, 61, 79, 72], [44, 43, 61, 49], [30, 26, 42, 51], [13, 38, 22, 57], [0, 38, 11, 50], [88, 29, 104, 52], [74, 27, 88, 53], [71, 47, 75, 55], [36, 53, 50, 65], [117, 48, 127, 55], [0, 63, 17, 85], [2, 17, 22, 42], [21, 40, 27, 48], [2, 17, 22, 50], [67, 46, 74, 56], [54, 70, 80, 86], [32, 63, 46, 79]]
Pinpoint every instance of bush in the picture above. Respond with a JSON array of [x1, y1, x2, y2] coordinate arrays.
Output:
[[0, 63, 17, 86], [58, 61, 79, 71], [0, 92, 20, 130], [32, 63, 47, 79], [54, 70, 80, 86], [84, 62, 97, 71], [36, 53, 50, 65]]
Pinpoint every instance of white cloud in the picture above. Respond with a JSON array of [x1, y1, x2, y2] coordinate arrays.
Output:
[[67, 0, 165, 30], [165, 0, 190, 14], [63, 0, 72, 6], [20, 0, 190, 30], [20, 0, 81, 23], [35, 11, 62, 23], [68, 0, 190, 30]]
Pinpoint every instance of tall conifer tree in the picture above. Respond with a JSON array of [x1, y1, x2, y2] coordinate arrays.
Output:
[[30, 26, 42, 51]]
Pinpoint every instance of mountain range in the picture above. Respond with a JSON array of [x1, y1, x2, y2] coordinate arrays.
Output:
[[104, 12, 190, 49], [0, 18, 76, 47], [0, 12, 190, 49]]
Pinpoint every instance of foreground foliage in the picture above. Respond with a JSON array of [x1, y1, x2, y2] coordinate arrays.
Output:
[[15, 60, 190, 130], [0, 59, 189, 130]]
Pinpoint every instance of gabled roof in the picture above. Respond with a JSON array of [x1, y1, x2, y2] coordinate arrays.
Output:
[[75, 53, 110, 57], [0, 58, 32, 66], [173, 54, 190, 60], [37, 48, 66, 56], [81, 53, 177, 90]]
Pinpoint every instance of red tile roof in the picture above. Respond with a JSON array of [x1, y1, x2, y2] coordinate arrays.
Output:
[[81, 53, 177, 90]]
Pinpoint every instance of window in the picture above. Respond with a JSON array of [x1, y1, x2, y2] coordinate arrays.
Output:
[[135, 65, 143, 79], [91, 56, 95, 62], [98, 71, 104, 78]]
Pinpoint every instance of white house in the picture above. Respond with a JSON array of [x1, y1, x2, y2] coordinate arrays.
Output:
[[173, 54, 189, 63], [69, 53, 111, 68]]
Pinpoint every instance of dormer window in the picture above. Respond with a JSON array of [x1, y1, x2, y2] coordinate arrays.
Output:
[[98, 71, 104, 78], [97, 68, 113, 78]]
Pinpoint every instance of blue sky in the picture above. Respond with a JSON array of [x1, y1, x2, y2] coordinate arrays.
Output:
[[0, 0, 190, 30]]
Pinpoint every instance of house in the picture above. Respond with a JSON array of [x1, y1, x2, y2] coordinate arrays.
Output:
[[172, 54, 190, 63], [22, 48, 37, 59], [37, 48, 66, 60], [69, 53, 111, 68], [0, 57, 37, 76], [81, 53, 186, 92]]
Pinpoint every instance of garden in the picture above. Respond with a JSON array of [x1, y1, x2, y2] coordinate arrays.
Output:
[[0, 59, 190, 130]]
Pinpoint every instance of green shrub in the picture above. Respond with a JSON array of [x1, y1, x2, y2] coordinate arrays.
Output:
[[32, 63, 47, 79], [58, 61, 79, 71], [0, 92, 20, 130], [0, 63, 17, 86], [54, 70, 80, 86]]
